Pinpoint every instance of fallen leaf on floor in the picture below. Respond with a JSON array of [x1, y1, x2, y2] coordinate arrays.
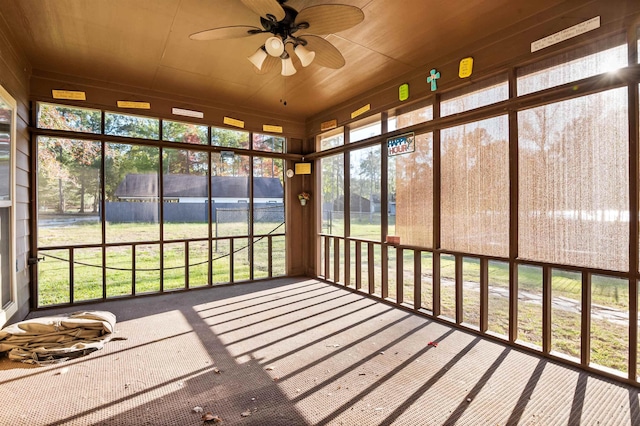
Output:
[[202, 412, 221, 422], [192, 406, 203, 413], [241, 411, 252, 417]]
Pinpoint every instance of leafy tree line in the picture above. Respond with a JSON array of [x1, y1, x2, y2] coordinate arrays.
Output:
[[38, 105, 284, 215]]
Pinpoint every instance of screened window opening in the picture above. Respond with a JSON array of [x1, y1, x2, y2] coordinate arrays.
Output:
[[441, 74, 508, 117], [162, 120, 208, 144], [211, 126, 250, 149], [105, 112, 159, 140], [517, 34, 628, 96], [253, 132, 285, 153], [389, 132, 434, 248], [518, 88, 629, 271], [441, 116, 509, 257], [350, 114, 381, 143], [320, 154, 345, 237], [350, 145, 381, 240], [317, 127, 344, 151], [388, 101, 433, 132], [37, 103, 101, 134]]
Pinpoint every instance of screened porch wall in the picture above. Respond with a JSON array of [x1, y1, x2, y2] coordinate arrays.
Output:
[[314, 28, 640, 386]]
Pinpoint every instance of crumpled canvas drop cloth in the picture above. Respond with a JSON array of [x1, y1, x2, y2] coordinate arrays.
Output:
[[0, 311, 117, 364]]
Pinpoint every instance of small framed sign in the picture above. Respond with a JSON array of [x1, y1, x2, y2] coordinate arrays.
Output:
[[387, 132, 415, 156]]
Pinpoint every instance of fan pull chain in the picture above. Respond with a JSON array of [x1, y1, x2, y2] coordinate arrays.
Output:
[[280, 76, 287, 106]]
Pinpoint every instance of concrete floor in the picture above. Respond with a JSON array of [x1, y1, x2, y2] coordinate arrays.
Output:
[[1, 277, 638, 425]]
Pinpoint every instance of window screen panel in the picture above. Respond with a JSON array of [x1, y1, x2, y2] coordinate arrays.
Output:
[[441, 116, 509, 257], [518, 88, 629, 271], [517, 34, 627, 96]]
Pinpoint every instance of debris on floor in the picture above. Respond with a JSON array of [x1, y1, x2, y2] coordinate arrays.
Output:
[[428, 341, 438, 347], [202, 412, 221, 422]]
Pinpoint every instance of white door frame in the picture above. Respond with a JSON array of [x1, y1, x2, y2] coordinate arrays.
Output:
[[0, 84, 17, 327]]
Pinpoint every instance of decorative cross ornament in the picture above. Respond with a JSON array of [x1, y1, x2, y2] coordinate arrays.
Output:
[[427, 68, 440, 91]]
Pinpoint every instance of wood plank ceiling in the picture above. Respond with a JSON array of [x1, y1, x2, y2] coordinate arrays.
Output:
[[0, 0, 573, 121]]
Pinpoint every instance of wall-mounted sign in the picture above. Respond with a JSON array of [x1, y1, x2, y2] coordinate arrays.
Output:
[[263, 124, 283, 133], [351, 104, 370, 119], [117, 100, 150, 109], [172, 107, 204, 119], [531, 16, 600, 53], [320, 119, 338, 132], [427, 69, 440, 91], [223, 116, 245, 128], [387, 132, 415, 156], [52, 90, 86, 101], [295, 163, 312, 175], [459, 57, 474, 78], [399, 83, 409, 101]]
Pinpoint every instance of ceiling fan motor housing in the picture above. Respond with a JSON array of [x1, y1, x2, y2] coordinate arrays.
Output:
[[260, 5, 304, 38]]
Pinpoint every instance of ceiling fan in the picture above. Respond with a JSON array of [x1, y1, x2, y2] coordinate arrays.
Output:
[[189, 0, 364, 76]]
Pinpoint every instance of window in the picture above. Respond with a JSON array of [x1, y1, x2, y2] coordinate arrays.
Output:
[[253, 133, 285, 153], [389, 132, 433, 248], [388, 101, 433, 132], [105, 112, 159, 139], [0, 85, 16, 326], [350, 145, 381, 240], [211, 126, 249, 149], [441, 74, 508, 116], [317, 127, 344, 151], [441, 116, 509, 257], [517, 34, 627, 96], [162, 120, 208, 145], [37, 102, 101, 133], [350, 114, 381, 143], [518, 88, 629, 271]]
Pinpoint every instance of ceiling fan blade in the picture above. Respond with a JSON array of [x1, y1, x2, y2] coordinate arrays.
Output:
[[300, 35, 345, 69], [240, 0, 285, 22], [189, 25, 263, 41], [295, 5, 364, 35]]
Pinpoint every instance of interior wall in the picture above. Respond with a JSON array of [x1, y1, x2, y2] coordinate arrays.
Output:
[[0, 14, 32, 324]]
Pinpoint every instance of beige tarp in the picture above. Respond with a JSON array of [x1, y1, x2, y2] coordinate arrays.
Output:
[[0, 311, 117, 364]]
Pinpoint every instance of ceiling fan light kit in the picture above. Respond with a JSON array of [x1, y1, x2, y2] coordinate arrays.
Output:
[[190, 0, 364, 76], [265, 36, 285, 56], [294, 44, 315, 67], [248, 46, 269, 70], [281, 52, 297, 76]]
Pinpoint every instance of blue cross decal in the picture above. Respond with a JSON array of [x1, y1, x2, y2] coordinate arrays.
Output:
[[427, 68, 440, 91]]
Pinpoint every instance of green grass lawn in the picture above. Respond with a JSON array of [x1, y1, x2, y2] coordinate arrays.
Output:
[[37, 222, 285, 306]]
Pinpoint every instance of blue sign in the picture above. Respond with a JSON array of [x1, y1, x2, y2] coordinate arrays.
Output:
[[387, 132, 415, 156]]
